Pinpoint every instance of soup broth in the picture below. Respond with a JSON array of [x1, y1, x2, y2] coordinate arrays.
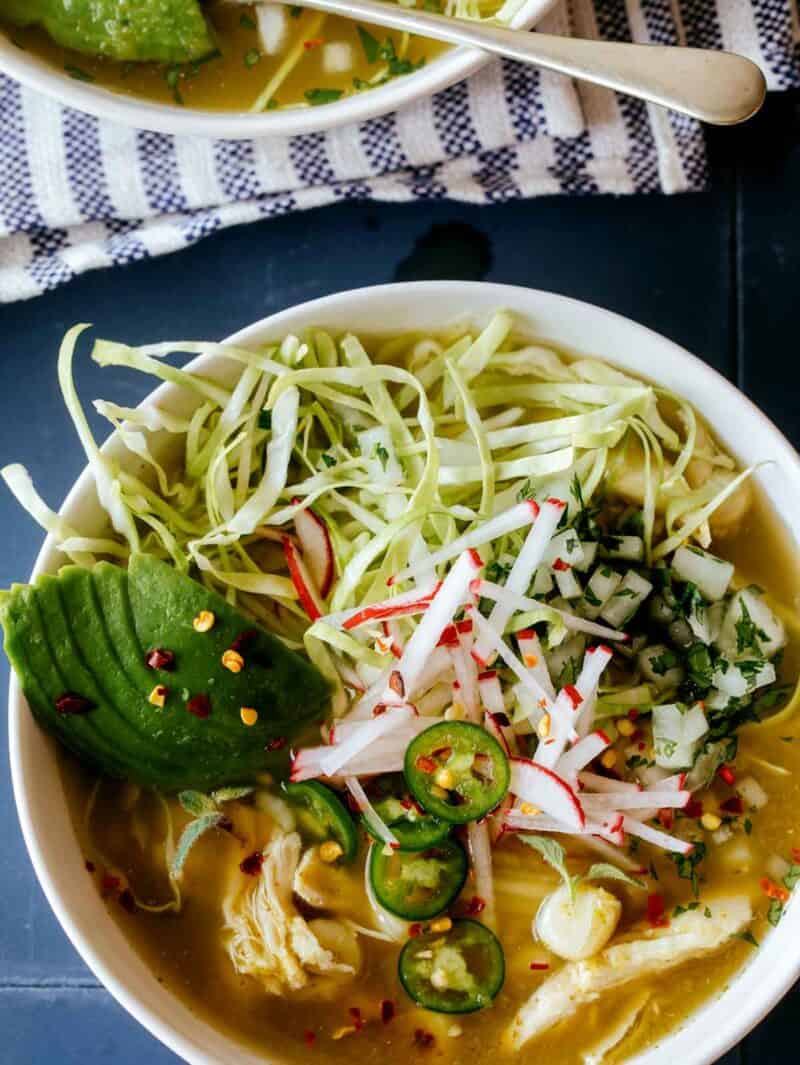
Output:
[[50, 336, 800, 1064], [3, 3, 447, 112]]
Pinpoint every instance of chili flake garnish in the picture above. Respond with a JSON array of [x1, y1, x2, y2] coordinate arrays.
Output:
[[240, 851, 264, 876], [84, 860, 95, 873], [413, 1029, 435, 1049], [684, 799, 704, 819], [348, 1007, 365, 1031], [186, 693, 211, 718], [380, 999, 395, 1024], [552, 557, 571, 571], [718, 765, 736, 787], [627, 708, 640, 721], [464, 895, 486, 916], [415, 755, 436, 775], [303, 1030, 316, 1047], [761, 877, 790, 903], [720, 796, 744, 815], [646, 893, 669, 928], [54, 691, 95, 715], [304, 36, 325, 48], [408, 922, 423, 938], [145, 648, 176, 671], [529, 961, 550, 971], [101, 873, 121, 896], [792, 847, 800, 864], [266, 736, 286, 751]]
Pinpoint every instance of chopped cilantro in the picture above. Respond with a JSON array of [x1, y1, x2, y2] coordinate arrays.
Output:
[[583, 586, 602, 607], [321, 453, 337, 468], [240, 12, 258, 29], [649, 861, 659, 881], [783, 864, 800, 891], [704, 906, 712, 918], [373, 442, 390, 470], [65, 64, 94, 82], [650, 649, 679, 676], [671, 842, 706, 897], [626, 755, 649, 771], [486, 560, 511, 584], [735, 600, 766, 654], [244, 48, 261, 68], [258, 411, 272, 430], [735, 930, 759, 947], [767, 900, 784, 927], [357, 25, 381, 63], [305, 88, 344, 105], [744, 817, 753, 835], [613, 587, 637, 599], [672, 901, 700, 917]]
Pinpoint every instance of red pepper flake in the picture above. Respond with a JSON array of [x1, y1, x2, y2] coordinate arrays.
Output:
[[55, 691, 95, 715], [415, 755, 436, 775], [627, 708, 640, 721], [304, 36, 324, 48], [684, 799, 704, 820], [552, 557, 571, 572], [380, 999, 395, 1024], [529, 961, 550, 971], [761, 877, 790, 903], [646, 893, 669, 928], [266, 736, 286, 751], [658, 808, 674, 831], [186, 693, 211, 718], [118, 889, 136, 914], [637, 742, 647, 752], [145, 648, 176, 671], [718, 765, 736, 787], [101, 874, 121, 897], [413, 1029, 435, 1050], [84, 860, 95, 873], [240, 851, 264, 876], [231, 629, 258, 654], [465, 895, 486, 916], [563, 684, 583, 709], [720, 796, 744, 815], [408, 922, 423, 938], [303, 1030, 316, 1048], [792, 847, 800, 864], [348, 1007, 364, 1031]]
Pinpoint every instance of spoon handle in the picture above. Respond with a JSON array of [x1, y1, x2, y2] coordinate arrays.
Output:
[[298, 0, 766, 125]]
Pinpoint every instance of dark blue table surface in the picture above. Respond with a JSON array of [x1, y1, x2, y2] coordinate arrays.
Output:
[[1, 92, 799, 1064]]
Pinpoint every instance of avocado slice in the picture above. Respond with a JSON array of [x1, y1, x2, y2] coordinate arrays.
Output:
[[0, 0, 216, 64], [1, 557, 330, 792]]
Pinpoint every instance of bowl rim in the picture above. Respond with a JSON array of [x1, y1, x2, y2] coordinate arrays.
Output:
[[8, 280, 800, 1065], [0, 0, 556, 139]]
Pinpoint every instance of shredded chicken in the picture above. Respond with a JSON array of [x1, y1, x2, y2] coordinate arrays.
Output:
[[223, 832, 356, 994], [507, 895, 752, 1050]]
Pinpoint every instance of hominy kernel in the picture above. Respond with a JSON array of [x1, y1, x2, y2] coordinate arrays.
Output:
[[319, 840, 344, 863], [193, 610, 215, 632], [222, 649, 245, 673], [701, 812, 722, 831], [240, 706, 259, 726], [148, 685, 167, 708], [617, 718, 635, 737], [600, 749, 618, 770], [537, 713, 551, 739]]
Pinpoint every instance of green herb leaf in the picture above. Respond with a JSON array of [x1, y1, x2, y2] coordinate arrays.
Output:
[[321, 453, 337, 468], [171, 812, 224, 879], [671, 842, 706, 897], [783, 864, 800, 891], [767, 899, 784, 927], [357, 25, 381, 63], [210, 786, 254, 805], [244, 48, 261, 67], [240, 12, 258, 29], [373, 442, 390, 470], [305, 88, 344, 105], [518, 834, 572, 895], [65, 64, 94, 82], [178, 790, 217, 817], [735, 929, 759, 947], [585, 863, 645, 889], [258, 410, 272, 430]]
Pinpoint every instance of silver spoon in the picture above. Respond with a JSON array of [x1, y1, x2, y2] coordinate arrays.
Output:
[[291, 0, 766, 125]]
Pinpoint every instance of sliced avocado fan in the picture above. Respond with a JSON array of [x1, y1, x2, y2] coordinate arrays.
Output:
[[1, 555, 330, 792], [0, 0, 216, 64]]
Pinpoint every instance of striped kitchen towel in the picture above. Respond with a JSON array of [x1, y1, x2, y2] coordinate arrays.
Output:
[[0, 0, 798, 302]]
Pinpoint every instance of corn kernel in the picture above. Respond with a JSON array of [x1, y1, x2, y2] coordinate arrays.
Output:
[[193, 610, 215, 633], [435, 768, 455, 790], [148, 685, 167, 708], [430, 785, 449, 800], [537, 713, 551, 739], [617, 718, 635, 737], [222, 649, 245, 674], [701, 812, 722, 832], [240, 706, 259, 726], [523, 653, 539, 668], [430, 916, 452, 933], [319, 840, 344, 863], [600, 749, 618, 770], [520, 803, 541, 816]]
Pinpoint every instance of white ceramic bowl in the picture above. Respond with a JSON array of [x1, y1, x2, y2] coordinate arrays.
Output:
[[0, 0, 555, 138], [9, 282, 800, 1065]]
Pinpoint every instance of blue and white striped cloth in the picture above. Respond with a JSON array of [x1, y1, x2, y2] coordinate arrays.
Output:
[[1, 0, 798, 302]]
